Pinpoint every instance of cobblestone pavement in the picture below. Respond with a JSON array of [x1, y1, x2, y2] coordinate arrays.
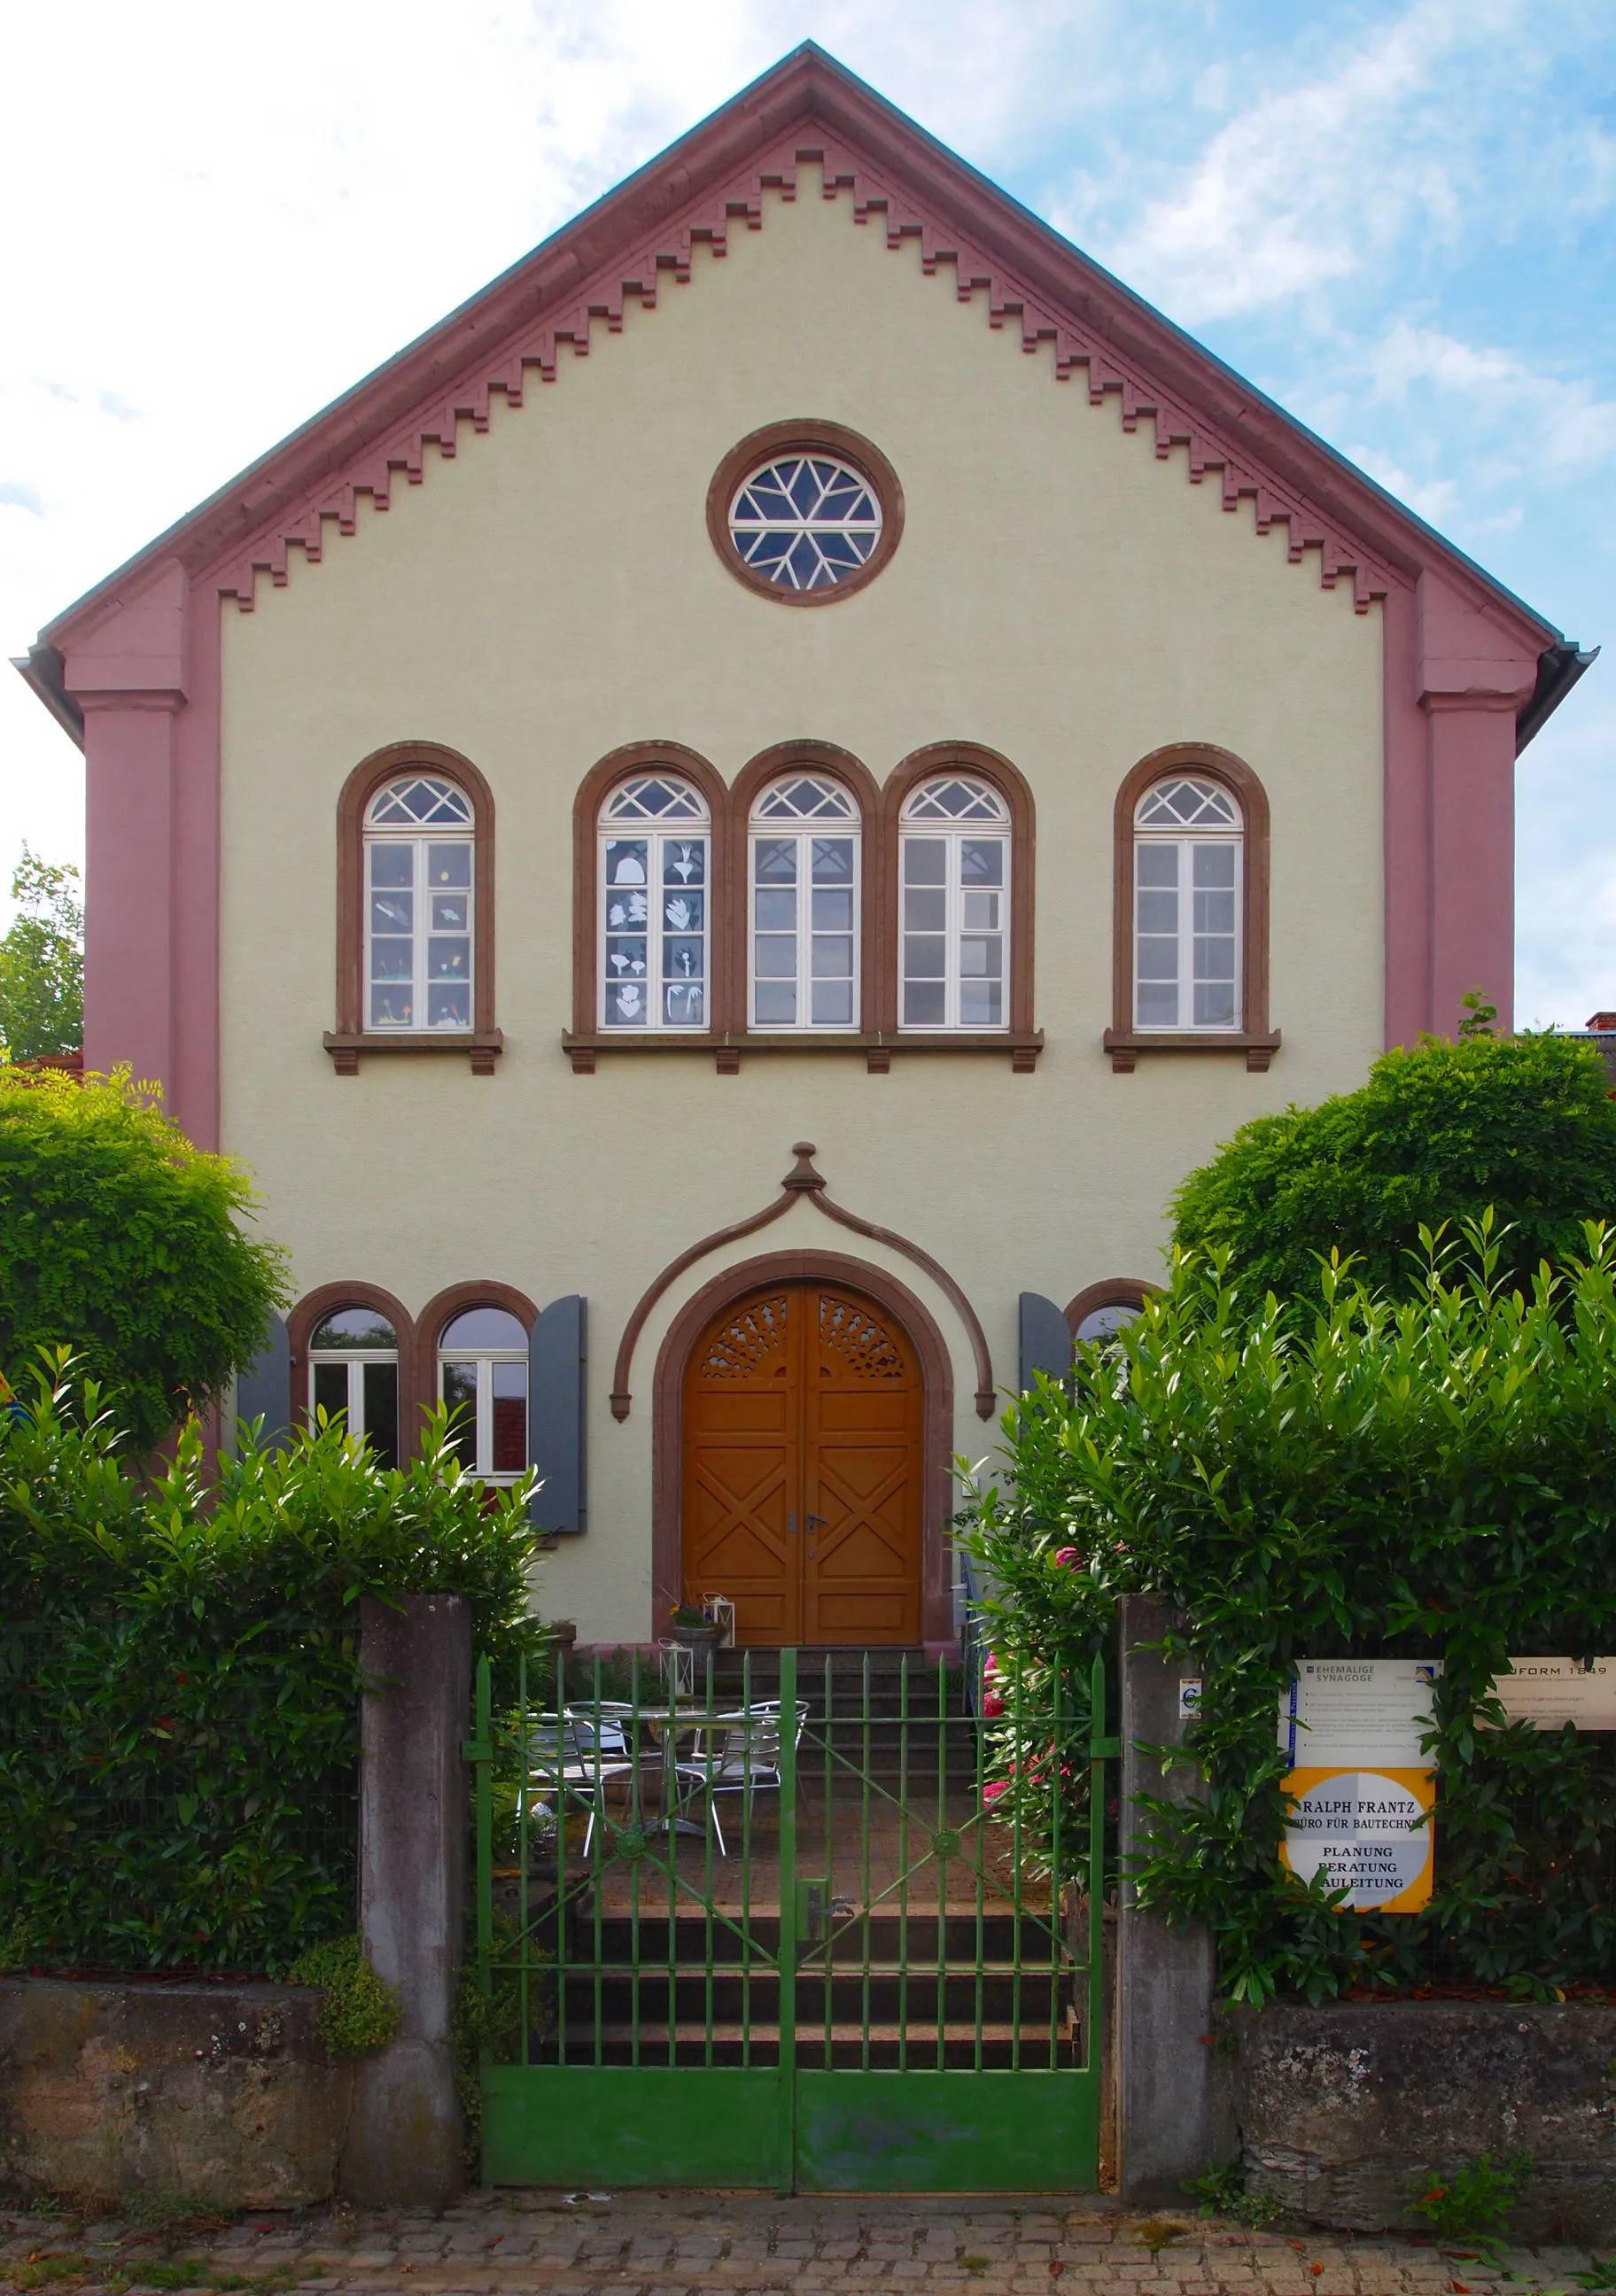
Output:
[[0, 2192, 1607, 2296]]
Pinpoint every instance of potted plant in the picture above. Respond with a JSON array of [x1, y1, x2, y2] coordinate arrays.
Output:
[[669, 1603, 721, 1653]]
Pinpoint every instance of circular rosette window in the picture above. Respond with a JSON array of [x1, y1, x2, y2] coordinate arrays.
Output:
[[708, 422, 903, 605]]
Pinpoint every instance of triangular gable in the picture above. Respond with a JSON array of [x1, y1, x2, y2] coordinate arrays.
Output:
[[25, 43, 1577, 671]]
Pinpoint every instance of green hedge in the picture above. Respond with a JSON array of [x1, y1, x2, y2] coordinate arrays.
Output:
[[0, 1358, 543, 1976], [960, 1223, 1616, 2003]]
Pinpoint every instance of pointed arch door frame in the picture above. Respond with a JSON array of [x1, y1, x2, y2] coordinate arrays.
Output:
[[652, 1249, 958, 1653]]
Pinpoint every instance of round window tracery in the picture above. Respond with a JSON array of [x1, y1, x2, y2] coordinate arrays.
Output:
[[728, 456, 881, 593], [708, 423, 903, 605]]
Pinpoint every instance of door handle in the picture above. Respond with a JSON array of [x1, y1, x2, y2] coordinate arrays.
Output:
[[806, 1513, 827, 1531], [788, 1510, 796, 1536]]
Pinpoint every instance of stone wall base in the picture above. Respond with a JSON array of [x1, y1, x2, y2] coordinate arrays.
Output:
[[1229, 2000, 1616, 2242], [0, 1978, 353, 2208]]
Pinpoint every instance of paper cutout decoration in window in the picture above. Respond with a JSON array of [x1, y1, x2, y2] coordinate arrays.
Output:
[[308, 1306, 400, 1470], [729, 456, 881, 593], [599, 776, 711, 1029], [750, 775, 860, 1028], [363, 776, 474, 1032], [1133, 777, 1243, 1031], [439, 1306, 529, 1482], [898, 777, 1011, 1030]]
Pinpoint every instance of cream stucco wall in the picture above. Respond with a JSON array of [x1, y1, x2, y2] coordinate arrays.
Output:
[[220, 178, 1385, 1644]]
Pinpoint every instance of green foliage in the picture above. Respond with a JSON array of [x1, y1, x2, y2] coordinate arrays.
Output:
[[287, 1935, 401, 2054], [1173, 1032, 1616, 1302], [453, 1912, 543, 2171], [1181, 2159, 1284, 2226], [1570, 2259, 1616, 2290], [1409, 2151, 1532, 2243], [0, 1066, 288, 1448], [0, 848, 82, 1060], [0, 1361, 545, 1974], [960, 1224, 1616, 2003]]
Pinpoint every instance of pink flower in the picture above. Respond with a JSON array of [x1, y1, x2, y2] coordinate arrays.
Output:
[[982, 1779, 1011, 1806], [1053, 1546, 1082, 1568], [983, 1652, 1003, 1683], [982, 1688, 1004, 1718]]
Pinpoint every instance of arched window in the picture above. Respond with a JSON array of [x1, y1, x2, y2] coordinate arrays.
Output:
[[897, 776, 1011, 1030], [599, 774, 711, 1029], [308, 1306, 400, 1469], [750, 774, 860, 1028], [439, 1307, 529, 1481], [362, 775, 475, 1032], [1132, 776, 1242, 1030]]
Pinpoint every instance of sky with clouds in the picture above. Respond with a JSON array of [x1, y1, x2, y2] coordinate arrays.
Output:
[[2, 0, 1611, 1027]]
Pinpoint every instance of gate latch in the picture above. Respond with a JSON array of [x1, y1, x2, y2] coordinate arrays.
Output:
[[796, 1876, 828, 1945]]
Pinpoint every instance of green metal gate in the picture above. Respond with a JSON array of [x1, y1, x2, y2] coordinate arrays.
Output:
[[469, 1645, 1115, 2192]]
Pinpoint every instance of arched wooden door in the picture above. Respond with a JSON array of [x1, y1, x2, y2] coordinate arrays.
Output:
[[681, 1282, 925, 1646]]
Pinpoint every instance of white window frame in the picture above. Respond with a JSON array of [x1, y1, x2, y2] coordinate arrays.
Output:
[[748, 776, 861, 1030], [727, 454, 882, 593], [362, 777, 474, 1034], [598, 775, 712, 1031], [438, 1320, 529, 1485], [897, 778, 1011, 1034], [307, 1343, 400, 1469], [1132, 777, 1244, 1033]]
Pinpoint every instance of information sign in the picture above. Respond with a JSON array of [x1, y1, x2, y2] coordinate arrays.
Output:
[[1490, 1659, 1616, 1731], [1277, 1658, 1443, 1767], [1278, 1768, 1436, 1911], [1277, 1662, 1442, 1912]]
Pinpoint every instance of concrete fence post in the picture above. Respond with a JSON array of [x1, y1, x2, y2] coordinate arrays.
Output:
[[339, 1592, 471, 2207], [1115, 1593, 1233, 2205]]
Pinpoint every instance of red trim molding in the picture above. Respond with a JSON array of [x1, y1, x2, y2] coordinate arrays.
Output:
[[649, 1248, 957, 1649], [610, 1140, 995, 1419], [1065, 1277, 1159, 1336]]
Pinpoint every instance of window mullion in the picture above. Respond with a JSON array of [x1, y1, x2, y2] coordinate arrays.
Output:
[[948, 834, 962, 1031], [477, 1360, 493, 1478], [797, 833, 810, 1027], [1178, 837, 1193, 1029], [348, 1359, 365, 1439]]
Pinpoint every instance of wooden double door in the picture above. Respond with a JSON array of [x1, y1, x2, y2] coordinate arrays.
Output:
[[681, 1281, 925, 1646]]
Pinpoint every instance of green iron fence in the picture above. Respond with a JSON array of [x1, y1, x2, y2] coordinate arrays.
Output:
[[469, 1643, 1115, 2192]]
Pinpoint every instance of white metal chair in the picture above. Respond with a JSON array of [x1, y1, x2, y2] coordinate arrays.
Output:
[[524, 1713, 641, 1856], [680, 1704, 811, 1853]]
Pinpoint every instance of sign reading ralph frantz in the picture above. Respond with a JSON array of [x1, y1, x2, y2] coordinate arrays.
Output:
[[1277, 1661, 1441, 1912]]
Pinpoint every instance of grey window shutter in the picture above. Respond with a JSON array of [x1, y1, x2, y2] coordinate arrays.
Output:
[[1018, 1293, 1072, 1391], [236, 1313, 291, 1450], [529, 1295, 587, 1534]]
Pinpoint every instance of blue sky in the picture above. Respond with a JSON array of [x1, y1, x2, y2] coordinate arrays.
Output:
[[2, 0, 1611, 1025]]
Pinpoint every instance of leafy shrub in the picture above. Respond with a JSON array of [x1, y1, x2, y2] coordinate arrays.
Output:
[[0, 1360, 544, 1974], [1409, 2150, 1532, 2243], [0, 849, 82, 1060], [1173, 1033, 1616, 1302], [960, 1223, 1616, 2003], [0, 1066, 288, 1448], [287, 1935, 402, 2053], [1182, 2158, 1284, 2226]]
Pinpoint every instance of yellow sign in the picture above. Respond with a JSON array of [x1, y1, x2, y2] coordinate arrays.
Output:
[[1279, 1765, 1436, 1912]]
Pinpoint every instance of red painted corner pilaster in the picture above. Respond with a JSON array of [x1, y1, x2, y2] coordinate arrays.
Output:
[[61, 557, 221, 1149], [1386, 570, 1540, 1044]]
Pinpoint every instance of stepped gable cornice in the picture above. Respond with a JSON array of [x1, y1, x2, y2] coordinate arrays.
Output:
[[39, 43, 1561, 648]]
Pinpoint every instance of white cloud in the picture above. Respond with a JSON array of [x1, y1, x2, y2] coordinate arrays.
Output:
[[1091, 0, 1514, 322], [1364, 325, 1616, 470], [1340, 446, 1459, 526]]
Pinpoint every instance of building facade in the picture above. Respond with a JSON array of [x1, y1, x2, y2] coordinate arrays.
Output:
[[18, 47, 1591, 1650]]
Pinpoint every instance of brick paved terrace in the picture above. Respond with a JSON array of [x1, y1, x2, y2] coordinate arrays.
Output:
[[0, 2191, 1608, 2296]]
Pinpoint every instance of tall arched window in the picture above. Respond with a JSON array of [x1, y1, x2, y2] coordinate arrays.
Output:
[[897, 776, 1011, 1030], [439, 1306, 529, 1482], [750, 774, 860, 1028], [599, 774, 711, 1029], [308, 1305, 400, 1469], [362, 774, 475, 1033], [1132, 776, 1243, 1030]]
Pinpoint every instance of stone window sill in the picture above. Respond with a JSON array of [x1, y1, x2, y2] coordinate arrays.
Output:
[[563, 1030, 1045, 1074], [1103, 1028, 1280, 1074], [324, 1030, 504, 1076]]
